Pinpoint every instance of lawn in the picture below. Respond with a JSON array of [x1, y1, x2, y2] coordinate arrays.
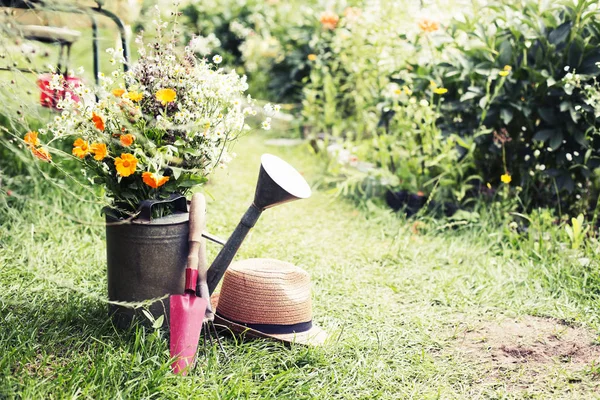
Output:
[[2, 132, 600, 399]]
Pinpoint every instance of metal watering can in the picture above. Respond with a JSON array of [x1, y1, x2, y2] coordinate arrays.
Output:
[[105, 154, 311, 328]]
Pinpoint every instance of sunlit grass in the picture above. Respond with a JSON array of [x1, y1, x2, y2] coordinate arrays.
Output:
[[2, 132, 600, 398]]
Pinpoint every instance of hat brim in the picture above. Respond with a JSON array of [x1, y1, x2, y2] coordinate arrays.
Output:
[[211, 294, 328, 346]]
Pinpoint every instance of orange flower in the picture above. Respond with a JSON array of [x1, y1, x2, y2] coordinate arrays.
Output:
[[90, 142, 107, 160], [72, 138, 91, 159], [320, 11, 339, 30], [112, 88, 126, 97], [91, 112, 105, 131], [155, 88, 177, 105], [24, 131, 39, 147], [125, 91, 143, 102], [120, 134, 135, 147], [418, 18, 440, 33], [114, 153, 138, 177], [31, 146, 51, 162], [142, 171, 170, 188]]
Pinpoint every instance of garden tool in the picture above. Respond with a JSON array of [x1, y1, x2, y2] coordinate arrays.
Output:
[[203, 153, 312, 295], [169, 193, 208, 375], [194, 193, 227, 355]]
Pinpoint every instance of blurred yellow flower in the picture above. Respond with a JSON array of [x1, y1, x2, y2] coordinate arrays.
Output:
[[156, 88, 177, 105], [90, 143, 107, 160], [24, 131, 39, 147], [501, 173, 512, 184], [72, 138, 91, 159], [433, 87, 448, 95], [126, 91, 143, 102], [403, 86, 413, 96], [418, 18, 440, 33], [112, 88, 126, 97], [499, 65, 512, 77], [114, 153, 138, 177], [307, 54, 317, 61]]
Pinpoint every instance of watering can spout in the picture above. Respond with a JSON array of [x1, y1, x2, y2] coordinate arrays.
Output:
[[204, 154, 311, 295], [252, 153, 312, 210]]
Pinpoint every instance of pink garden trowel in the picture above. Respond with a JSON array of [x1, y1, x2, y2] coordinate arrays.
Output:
[[169, 193, 208, 375]]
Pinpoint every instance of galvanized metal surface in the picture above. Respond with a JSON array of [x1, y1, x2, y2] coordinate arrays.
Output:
[[106, 211, 189, 329]]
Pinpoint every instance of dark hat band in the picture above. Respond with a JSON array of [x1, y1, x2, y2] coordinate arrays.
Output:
[[216, 311, 313, 335]]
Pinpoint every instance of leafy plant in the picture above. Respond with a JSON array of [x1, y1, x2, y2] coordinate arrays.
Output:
[[417, 0, 600, 212], [565, 213, 589, 249]]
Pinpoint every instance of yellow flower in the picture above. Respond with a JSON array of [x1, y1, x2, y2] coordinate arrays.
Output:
[[72, 138, 91, 159], [125, 91, 143, 102], [112, 88, 126, 97], [120, 134, 135, 147], [91, 112, 105, 131], [142, 171, 170, 188], [307, 54, 317, 61], [114, 153, 138, 177], [24, 131, 40, 147], [501, 173, 512, 184], [487, 182, 492, 189], [433, 87, 448, 95], [31, 146, 51, 162], [418, 18, 440, 33], [156, 88, 177, 105], [403, 86, 413, 96], [499, 65, 511, 77], [90, 143, 107, 161], [429, 80, 437, 88]]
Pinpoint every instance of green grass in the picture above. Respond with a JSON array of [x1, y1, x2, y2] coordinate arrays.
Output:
[[2, 133, 600, 399]]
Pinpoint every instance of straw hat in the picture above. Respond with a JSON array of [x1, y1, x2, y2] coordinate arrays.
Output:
[[212, 258, 327, 346]]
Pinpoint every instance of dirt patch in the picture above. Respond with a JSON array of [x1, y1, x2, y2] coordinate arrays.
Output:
[[459, 316, 600, 365], [455, 315, 600, 393]]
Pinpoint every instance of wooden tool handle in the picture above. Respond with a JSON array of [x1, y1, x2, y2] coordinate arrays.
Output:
[[186, 193, 206, 271], [189, 193, 206, 244]]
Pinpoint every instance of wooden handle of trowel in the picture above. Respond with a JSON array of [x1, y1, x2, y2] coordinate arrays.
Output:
[[187, 193, 206, 271], [192, 195, 214, 319]]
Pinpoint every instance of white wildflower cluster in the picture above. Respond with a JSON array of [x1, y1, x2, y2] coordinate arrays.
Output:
[[230, 20, 253, 39], [189, 33, 221, 56]]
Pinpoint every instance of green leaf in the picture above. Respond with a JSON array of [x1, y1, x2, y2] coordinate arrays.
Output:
[[498, 40, 512, 66], [500, 108, 514, 125], [538, 107, 558, 124], [152, 315, 164, 329], [549, 132, 564, 150], [548, 21, 572, 46], [579, 49, 600, 75], [460, 91, 480, 102], [568, 38, 584, 68], [533, 129, 556, 142]]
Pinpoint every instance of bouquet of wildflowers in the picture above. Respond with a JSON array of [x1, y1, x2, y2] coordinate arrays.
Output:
[[25, 19, 268, 215]]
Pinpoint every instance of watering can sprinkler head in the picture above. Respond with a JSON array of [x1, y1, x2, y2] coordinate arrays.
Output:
[[204, 154, 311, 295]]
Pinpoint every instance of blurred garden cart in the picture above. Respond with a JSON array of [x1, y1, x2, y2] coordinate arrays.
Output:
[[0, 0, 129, 106]]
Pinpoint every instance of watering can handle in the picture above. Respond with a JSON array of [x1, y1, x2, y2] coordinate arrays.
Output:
[[138, 193, 188, 221]]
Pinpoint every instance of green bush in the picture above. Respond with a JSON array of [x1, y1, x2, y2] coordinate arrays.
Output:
[[414, 0, 600, 212]]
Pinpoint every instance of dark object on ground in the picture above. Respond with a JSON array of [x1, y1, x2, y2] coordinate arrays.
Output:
[[385, 190, 459, 217]]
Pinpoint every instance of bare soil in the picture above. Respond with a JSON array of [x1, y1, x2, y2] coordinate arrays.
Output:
[[455, 315, 600, 394]]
